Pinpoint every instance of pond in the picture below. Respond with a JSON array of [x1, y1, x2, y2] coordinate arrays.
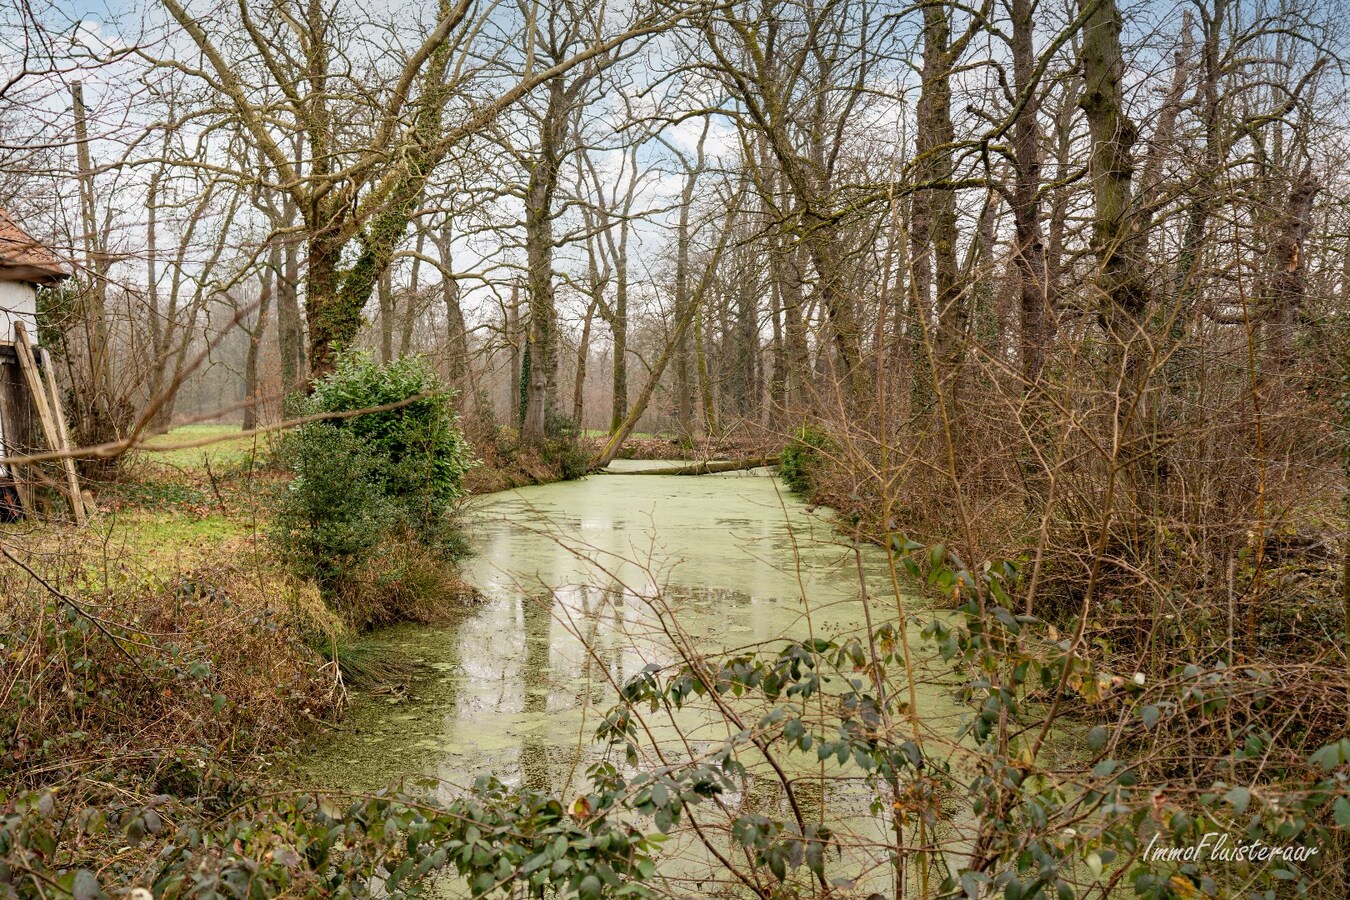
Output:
[[299, 462, 958, 892]]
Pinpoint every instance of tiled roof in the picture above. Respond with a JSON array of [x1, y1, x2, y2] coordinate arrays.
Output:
[[0, 208, 69, 285]]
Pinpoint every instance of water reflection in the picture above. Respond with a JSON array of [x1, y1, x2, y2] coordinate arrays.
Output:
[[301, 468, 924, 797], [518, 590, 552, 791]]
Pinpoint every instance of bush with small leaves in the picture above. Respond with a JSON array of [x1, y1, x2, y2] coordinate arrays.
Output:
[[270, 352, 475, 614], [304, 351, 474, 542], [779, 425, 833, 496], [269, 423, 396, 597]]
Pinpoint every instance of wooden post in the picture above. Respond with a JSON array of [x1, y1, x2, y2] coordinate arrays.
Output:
[[40, 347, 86, 524], [13, 324, 85, 525], [0, 352, 33, 517]]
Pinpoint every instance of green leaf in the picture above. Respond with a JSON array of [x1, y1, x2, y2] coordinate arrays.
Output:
[[1223, 786, 1250, 814], [1140, 705, 1160, 729], [72, 870, 103, 900], [805, 840, 824, 875], [1309, 742, 1343, 771], [1333, 797, 1350, 829], [579, 874, 603, 900], [1087, 725, 1107, 750]]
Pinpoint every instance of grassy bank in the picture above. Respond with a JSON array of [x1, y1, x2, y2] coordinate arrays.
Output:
[[0, 410, 490, 889], [0, 437, 336, 885], [0, 405, 707, 895]]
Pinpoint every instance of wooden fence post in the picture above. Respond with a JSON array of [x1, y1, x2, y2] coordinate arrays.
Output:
[[13, 323, 85, 525]]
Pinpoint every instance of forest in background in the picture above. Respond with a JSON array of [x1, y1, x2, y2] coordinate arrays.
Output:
[[1, 0, 1349, 895]]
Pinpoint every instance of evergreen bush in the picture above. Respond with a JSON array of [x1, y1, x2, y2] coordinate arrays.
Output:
[[543, 409, 591, 480], [269, 352, 475, 610], [779, 424, 833, 496], [269, 423, 395, 595]]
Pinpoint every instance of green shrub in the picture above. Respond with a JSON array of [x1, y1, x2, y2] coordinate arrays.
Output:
[[269, 352, 475, 613], [269, 423, 396, 595], [779, 424, 833, 496], [306, 351, 474, 541], [543, 409, 591, 480]]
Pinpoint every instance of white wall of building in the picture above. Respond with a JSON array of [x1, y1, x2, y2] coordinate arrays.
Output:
[[0, 280, 38, 343]]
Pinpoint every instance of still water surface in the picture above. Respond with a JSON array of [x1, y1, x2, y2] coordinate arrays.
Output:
[[301, 462, 949, 810]]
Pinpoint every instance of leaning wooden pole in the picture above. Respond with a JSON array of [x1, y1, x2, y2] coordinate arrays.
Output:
[[13, 324, 86, 524], [41, 348, 86, 523]]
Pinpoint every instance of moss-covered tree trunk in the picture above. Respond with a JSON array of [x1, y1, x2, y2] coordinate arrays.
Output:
[[1079, 0, 1149, 365], [914, 1, 963, 369], [522, 79, 569, 444], [304, 230, 351, 382]]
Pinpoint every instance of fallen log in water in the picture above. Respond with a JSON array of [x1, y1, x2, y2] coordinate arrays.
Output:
[[600, 456, 780, 476]]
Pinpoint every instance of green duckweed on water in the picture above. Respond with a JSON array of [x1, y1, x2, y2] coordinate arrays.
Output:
[[295, 464, 961, 892]]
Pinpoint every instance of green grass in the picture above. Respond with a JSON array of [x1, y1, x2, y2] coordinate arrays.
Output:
[[136, 424, 274, 471], [87, 510, 255, 578]]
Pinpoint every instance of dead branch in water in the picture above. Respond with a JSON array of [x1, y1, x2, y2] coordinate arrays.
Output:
[[598, 456, 780, 476]]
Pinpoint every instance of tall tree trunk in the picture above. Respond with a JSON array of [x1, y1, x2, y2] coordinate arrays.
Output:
[[779, 234, 810, 412], [674, 177, 694, 438], [242, 258, 275, 431], [695, 303, 717, 436], [305, 230, 353, 382], [801, 218, 866, 405], [70, 80, 118, 451], [522, 79, 568, 444], [436, 224, 469, 391], [145, 166, 170, 434], [1046, 81, 1078, 306], [734, 261, 757, 416], [1174, 4, 1220, 311], [1265, 167, 1319, 375], [1079, 0, 1150, 367], [916, 2, 963, 370], [609, 264, 628, 434], [1010, 0, 1051, 386], [573, 294, 600, 425], [884, 201, 911, 401], [967, 196, 999, 348], [378, 266, 394, 363], [508, 282, 522, 425], [400, 228, 425, 358], [277, 231, 304, 395], [768, 277, 787, 428]]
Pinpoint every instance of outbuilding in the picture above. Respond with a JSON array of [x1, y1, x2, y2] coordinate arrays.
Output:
[[0, 208, 84, 523]]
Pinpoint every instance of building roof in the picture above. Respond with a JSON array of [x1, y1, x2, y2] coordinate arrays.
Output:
[[0, 208, 70, 285]]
